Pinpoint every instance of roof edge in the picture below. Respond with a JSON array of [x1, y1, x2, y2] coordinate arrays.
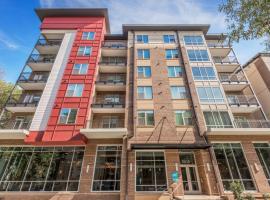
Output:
[[243, 52, 270, 68]]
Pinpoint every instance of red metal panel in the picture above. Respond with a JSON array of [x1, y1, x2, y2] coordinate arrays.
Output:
[[25, 17, 106, 145]]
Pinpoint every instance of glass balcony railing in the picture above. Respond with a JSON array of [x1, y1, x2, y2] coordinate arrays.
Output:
[[234, 120, 270, 128], [36, 39, 62, 46], [18, 72, 48, 83], [27, 54, 55, 63], [219, 74, 247, 83], [213, 56, 239, 64], [227, 95, 259, 106]]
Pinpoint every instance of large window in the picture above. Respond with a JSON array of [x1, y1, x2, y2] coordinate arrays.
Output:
[[170, 86, 188, 99], [137, 66, 151, 78], [192, 66, 216, 80], [81, 32, 95, 40], [59, 108, 78, 124], [66, 84, 84, 97], [137, 49, 150, 59], [101, 116, 122, 128], [197, 87, 224, 103], [77, 46, 92, 56], [137, 35, 149, 43], [184, 36, 204, 45], [213, 143, 255, 191], [137, 86, 153, 99], [187, 50, 209, 61], [136, 151, 167, 191], [72, 63, 88, 75], [0, 146, 84, 192], [165, 49, 179, 59], [175, 110, 192, 126], [92, 146, 122, 191], [138, 110, 154, 126], [163, 35, 176, 43], [203, 111, 232, 128], [168, 66, 183, 77], [253, 143, 270, 185]]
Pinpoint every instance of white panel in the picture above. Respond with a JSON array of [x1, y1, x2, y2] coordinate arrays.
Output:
[[30, 32, 76, 131]]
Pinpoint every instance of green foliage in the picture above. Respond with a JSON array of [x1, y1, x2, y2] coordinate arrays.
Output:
[[245, 193, 255, 200], [0, 80, 15, 110], [219, 0, 270, 50], [263, 193, 270, 200], [230, 181, 244, 200]]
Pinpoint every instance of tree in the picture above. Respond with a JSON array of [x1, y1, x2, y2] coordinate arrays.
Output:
[[219, 0, 270, 51], [0, 80, 15, 111]]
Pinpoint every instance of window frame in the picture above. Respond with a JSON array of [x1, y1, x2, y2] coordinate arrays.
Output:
[[137, 110, 154, 126], [81, 32, 95, 40], [184, 36, 204, 45], [196, 87, 224, 103], [175, 110, 193, 126], [77, 46, 92, 56], [203, 111, 233, 129], [137, 86, 153, 99], [72, 63, 88, 75], [65, 84, 84, 97], [167, 66, 183, 78], [137, 49, 150, 60], [191, 66, 216, 80], [165, 49, 179, 59], [58, 108, 78, 124], [187, 50, 209, 62], [170, 86, 188, 99], [163, 35, 176, 43], [136, 35, 149, 43], [137, 66, 151, 78]]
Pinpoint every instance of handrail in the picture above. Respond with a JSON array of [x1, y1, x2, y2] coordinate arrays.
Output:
[[234, 119, 270, 128], [227, 95, 258, 106], [95, 80, 126, 84], [213, 56, 239, 64], [207, 43, 230, 48], [36, 39, 62, 46], [18, 72, 48, 82], [27, 54, 56, 63], [219, 73, 247, 82]]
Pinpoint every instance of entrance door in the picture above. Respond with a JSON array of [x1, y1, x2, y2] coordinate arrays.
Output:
[[179, 151, 201, 194]]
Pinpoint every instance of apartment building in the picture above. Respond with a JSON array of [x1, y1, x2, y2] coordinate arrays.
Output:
[[0, 8, 269, 200]]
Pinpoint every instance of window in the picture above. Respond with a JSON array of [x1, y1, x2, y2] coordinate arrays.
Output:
[[175, 110, 192, 125], [203, 111, 232, 128], [187, 50, 209, 61], [137, 49, 150, 59], [163, 35, 176, 43], [184, 36, 204, 45], [137, 66, 151, 78], [192, 66, 216, 80], [137, 35, 149, 43], [137, 86, 153, 99], [0, 146, 84, 192], [66, 84, 84, 97], [72, 63, 88, 74], [138, 110, 154, 126], [168, 66, 183, 77], [59, 108, 78, 124], [197, 87, 224, 103], [77, 46, 92, 56], [136, 151, 167, 191], [165, 49, 179, 59], [92, 146, 122, 191], [170, 86, 188, 99], [81, 32, 95, 40], [253, 143, 270, 185], [213, 143, 255, 191], [101, 116, 122, 128]]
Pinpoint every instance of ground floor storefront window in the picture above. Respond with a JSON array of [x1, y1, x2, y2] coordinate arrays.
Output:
[[92, 145, 122, 191], [254, 143, 270, 185], [213, 143, 255, 191], [136, 151, 167, 191], [0, 146, 84, 192]]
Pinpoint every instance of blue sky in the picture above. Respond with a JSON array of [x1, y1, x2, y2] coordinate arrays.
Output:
[[0, 0, 265, 83]]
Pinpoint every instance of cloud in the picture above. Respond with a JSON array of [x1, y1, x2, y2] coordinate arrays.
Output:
[[0, 30, 19, 50], [39, 0, 227, 33]]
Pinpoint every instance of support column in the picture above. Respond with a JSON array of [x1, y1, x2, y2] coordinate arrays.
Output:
[[120, 137, 128, 200]]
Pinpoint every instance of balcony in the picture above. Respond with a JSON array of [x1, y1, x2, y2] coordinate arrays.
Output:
[[95, 80, 126, 92], [208, 43, 231, 57], [27, 54, 55, 71], [219, 73, 248, 91], [80, 115, 127, 139], [101, 42, 127, 57], [227, 95, 260, 113], [99, 57, 127, 73], [0, 118, 31, 139], [35, 39, 62, 54], [91, 103, 125, 114], [5, 94, 40, 113], [213, 56, 239, 72], [234, 119, 270, 128], [17, 72, 48, 90]]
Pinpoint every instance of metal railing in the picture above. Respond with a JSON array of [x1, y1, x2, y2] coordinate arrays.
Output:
[[87, 118, 125, 129], [213, 56, 239, 64], [36, 39, 62, 46], [234, 120, 270, 128], [91, 103, 125, 108], [0, 119, 32, 130], [6, 94, 40, 107], [227, 95, 258, 106], [18, 72, 48, 83], [95, 80, 126, 85], [102, 42, 127, 49], [99, 57, 127, 65], [207, 43, 230, 48], [27, 54, 55, 63], [219, 73, 247, 83]]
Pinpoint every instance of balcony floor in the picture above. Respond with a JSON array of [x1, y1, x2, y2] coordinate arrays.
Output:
[[215, 63, 239, 73], [230, 105, 260, 113], [99, 65, 126, 73], [207, 128, 270, 136], [27, 62, 53, 71], [18, 82, 46, 90], [221, 82, 248, 91], [0, 129, 28, 139], [209, 47, 231, 57], [6, 105, 37, 113], [80, 128, 127, 139], [36, 45, 60, 54]]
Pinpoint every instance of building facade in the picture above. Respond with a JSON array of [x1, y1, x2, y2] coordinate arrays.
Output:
[[0, 8, 269, 200]]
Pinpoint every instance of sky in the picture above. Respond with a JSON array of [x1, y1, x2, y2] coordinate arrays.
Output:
[[0, 0, 266, 83]]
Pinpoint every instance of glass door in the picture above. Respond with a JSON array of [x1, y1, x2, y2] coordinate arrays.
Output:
[[180, 151, 201, 194]]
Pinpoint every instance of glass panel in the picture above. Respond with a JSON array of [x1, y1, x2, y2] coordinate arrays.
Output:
[[181, 167, 189, 191]]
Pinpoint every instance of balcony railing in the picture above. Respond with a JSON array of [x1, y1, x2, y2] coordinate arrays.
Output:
[[207, 43, 230, 48], [102, 43, 127, 49], [6, 94, 40, 107], [0, 119, 32, 130], [95, 80, 126, 85], [18, 72, 48, 83], [88, 118, 125, 129], [27, 54, 55, 63], [213, 56, 239, 64], [227, 95, 258, 106], [234, 120, 270, 128], [36, 39, 62, 46], [219, 74, 247, 83], [91, 103, 125, 108]]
